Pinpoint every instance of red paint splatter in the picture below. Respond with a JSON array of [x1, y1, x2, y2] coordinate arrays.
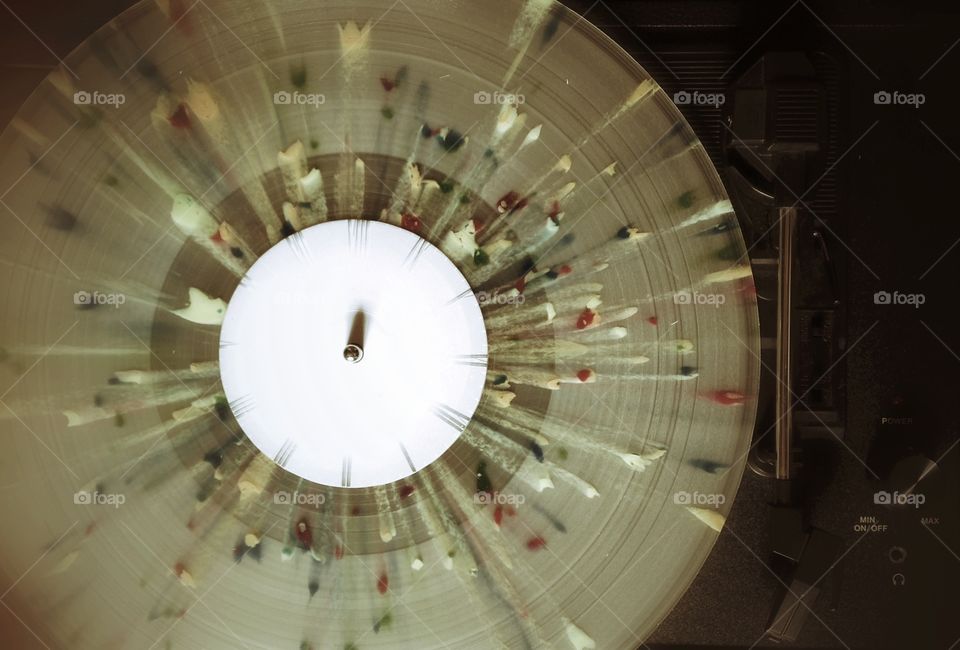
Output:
[[493, 505, 504, 527], [575, 309, 596, 330], [174, 562, 188, 577], [379, 76, 397, 92], [210, 230, 223, 244], [514, 276, 527, 294], [295, 518, 313, 549], [576, 369, 593, 382], [556, 264, 572, 276], [351, 505, 362, 516], [377, 572, 389, 595], [400, 212, 422, 233], [647, 316, 658, 326], [398, 484, 415, 499], [472, 216, 486, 234], [168, 104, 191, 130], [526, 536, 547, 551], [84, 522, 97, 537], [703, 390, 747, 406], [334, 545, 344, 560]]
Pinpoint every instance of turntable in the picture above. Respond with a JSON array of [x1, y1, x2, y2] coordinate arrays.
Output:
[[0, 1, 957, 649]]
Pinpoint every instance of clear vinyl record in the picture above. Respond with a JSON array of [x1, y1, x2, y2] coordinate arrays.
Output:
[[0, 1, 759, 648]]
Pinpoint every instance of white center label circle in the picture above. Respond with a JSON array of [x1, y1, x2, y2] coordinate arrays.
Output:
[[219, 220, 488, 488]]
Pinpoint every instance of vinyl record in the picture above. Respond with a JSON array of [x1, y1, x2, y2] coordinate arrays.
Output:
[[0, 1, 759, 648]]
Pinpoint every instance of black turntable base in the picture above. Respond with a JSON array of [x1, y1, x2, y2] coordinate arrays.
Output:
[[572, 2, 960, 648], [1, 1, 959, 649]]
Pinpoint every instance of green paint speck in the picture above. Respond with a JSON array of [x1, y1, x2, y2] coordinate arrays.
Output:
[[381, 106, 394, 120], [373, 610, 393, 633], [473, 248, 489, 267], [557, 447, 569, 461], [214, 396, 230, 420], [678, 190, 695, 209]]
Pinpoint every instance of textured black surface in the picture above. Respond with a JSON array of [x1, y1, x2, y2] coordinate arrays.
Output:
[[558, 1, 960, 648]]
